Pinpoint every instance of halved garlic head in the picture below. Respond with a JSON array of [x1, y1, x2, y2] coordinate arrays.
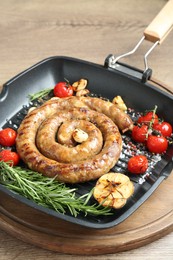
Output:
[[93, 172, 134, 209]]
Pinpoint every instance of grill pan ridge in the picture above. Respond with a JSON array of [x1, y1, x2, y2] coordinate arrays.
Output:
[[0, 56, 173, 229]]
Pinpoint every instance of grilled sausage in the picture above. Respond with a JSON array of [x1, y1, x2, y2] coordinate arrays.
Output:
[[36, 113, 103, 163], [48, 96, 133, 132], [16, 96, 132, 183], [79, 96, 133, 132]]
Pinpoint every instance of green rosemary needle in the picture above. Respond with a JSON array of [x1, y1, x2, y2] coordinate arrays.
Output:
[[28, 88, 53, 101], [0, 161, 112, 217]]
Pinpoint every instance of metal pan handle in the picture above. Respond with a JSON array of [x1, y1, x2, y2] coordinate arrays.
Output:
[[107, 0, 173, 81], [144, 0, 173, 44]]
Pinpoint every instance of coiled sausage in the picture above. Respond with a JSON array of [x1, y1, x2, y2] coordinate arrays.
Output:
[[16, 96, 133, 183]]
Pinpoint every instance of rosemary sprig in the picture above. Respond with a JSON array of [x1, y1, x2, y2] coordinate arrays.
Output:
[[0, 161, 112, 217], [28, 78, 71, 101], [28, 88, 53, 101]]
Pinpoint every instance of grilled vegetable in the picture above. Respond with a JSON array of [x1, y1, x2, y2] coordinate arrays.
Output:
[[0, 150, 20, 166], [153, 121, 172, 137], [72, 128, 89, 143], [128, 155, 148, 174], [53, 81, 73, 98], [132, 125, 148, 143], [146, 135, 168, 154], [112, 95, 127, 111], [93, 172, 134, 209], [0, 128, 17, 147], [137, 111, 159, 126], [72, 78, 88, 92]]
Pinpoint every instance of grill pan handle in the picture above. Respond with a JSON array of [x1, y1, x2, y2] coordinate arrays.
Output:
[[144, 0, 173, 44], [106, 0, 173, 82]]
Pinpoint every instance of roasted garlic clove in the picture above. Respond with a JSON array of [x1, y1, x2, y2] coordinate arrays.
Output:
[[72, 128, 89, 143], [112, 96, 127, 111], [72, 79, 88, 91], [76, 89, 90, 96]]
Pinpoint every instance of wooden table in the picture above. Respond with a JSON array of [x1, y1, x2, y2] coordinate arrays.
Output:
[[0, 0, 173, 259]]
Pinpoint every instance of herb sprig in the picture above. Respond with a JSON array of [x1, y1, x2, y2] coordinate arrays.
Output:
[[28, 88, 53, 101], [0, 161, 112, 217]]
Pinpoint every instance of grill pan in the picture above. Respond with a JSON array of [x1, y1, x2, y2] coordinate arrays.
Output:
[[0, 1, 173, 230]]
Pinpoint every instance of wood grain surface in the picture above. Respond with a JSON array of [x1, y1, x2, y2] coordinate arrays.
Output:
[[0, 0, 173, 259]]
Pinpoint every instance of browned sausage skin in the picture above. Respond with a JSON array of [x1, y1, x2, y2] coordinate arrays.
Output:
[[37, 115, 103, 163], [47, 96, 133, 132], [79, 97, 133, 132], [16, 96, 133, 183]]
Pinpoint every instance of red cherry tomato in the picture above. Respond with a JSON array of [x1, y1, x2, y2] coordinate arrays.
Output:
[[132, 125, 148, 143], [0, 128, 17, 146], [153, 122, 172, 137], [128, 155, 148, 174], [137, 111, 159, 126], [53, 81, 73, 98], [146, 135, 168, 154], [0, 150, 20, 166]]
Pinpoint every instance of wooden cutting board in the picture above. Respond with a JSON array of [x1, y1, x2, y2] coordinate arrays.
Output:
[[0, 169, 173, 256]]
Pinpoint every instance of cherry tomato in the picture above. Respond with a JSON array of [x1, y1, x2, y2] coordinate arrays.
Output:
[[53, 81, 73, 98], [132, 125, 148, 143], [0, 150, 20, 166], [0, 128, 17, 147], [137, 111, 159, 126], [153, 122, 172, 137], [127, 155, 148, 174], [146, 135, 168, 154]]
